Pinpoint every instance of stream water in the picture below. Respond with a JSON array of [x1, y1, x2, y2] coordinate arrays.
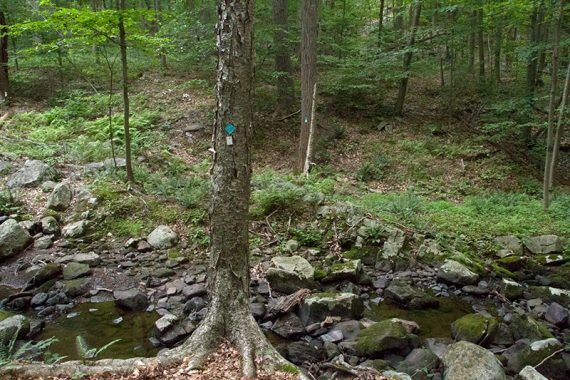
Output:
[[37, 302, 160, 361]]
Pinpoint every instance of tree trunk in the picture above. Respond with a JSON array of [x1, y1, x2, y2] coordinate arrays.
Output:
[[0, 10, 9, 103], [494, 17, 502, 84], [535, 6, 547, 86], [548, 59, 570, 192], [154, 0, 167, 70], [543, 0, 563, 210], [478, 8, 485, 79], [469, 26, 475, 74], [394, 0, 403, 31], [119, 0, 135, 183], [297, 0, 318, 171], [394, 0, 421, 116], [273, 0, 294, 115], [378, 0, 385, 46]]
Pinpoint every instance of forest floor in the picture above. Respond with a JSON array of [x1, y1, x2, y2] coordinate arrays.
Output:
[[1, 67, 570, 379]]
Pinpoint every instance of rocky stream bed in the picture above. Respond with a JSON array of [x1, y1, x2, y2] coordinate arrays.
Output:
[[1, 159, 570, 380]]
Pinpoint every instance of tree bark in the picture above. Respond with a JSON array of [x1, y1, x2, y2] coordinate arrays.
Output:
[[543, 0, 563, 210], [154, 0, 168, 70], [297, 0, 318, 171], [394, 0, 421, 116], [548, 58, 570, 192], [523, 2, 541, 145], [494, 17, 502, 84], [394, 0, 404, 31], [378, 0, 385, 46], [118, 0, 135, 183], [0, 10, 9, 103], [273, 0, 294, 115], [477, 7, 485, 79]]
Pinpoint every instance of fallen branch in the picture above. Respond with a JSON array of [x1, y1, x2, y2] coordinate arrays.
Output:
[[274, 109, 300, 122]]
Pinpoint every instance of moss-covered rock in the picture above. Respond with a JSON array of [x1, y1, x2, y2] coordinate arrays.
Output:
[[451, 313, 498, 346], [510, 315, 553, 342], [500, 278, 524, 300], [355, 318, 420, 358], [321, 259, 363, 283], [496, 256, 527, 271], [504, 338, 562, 374], [62, 277, 91, 297]]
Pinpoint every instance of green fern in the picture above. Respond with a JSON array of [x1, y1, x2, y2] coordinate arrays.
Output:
[[75, 336, 121, 362], [0, 326, 62, 367]]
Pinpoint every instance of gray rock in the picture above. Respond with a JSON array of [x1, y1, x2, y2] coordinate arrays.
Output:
[[300, 292, 364, 325], [182, 284, 207, 298], [104, 158, 127, 169], [63, 262, 91, 280], [322, 260, 363, 283], [28, 263, 62, 287], [158, 318, 195, 346], [272, 312, 305, 339], [184, 297, 206, 314], [62, 220, 87, 238], [0, 219, 32, 259], [41, 216, 60, 235], [397, 348, 439, 379], [331, 320, 361, 341], [437, 260, 478, 286], [147, 225, 178, 249], [7, 160, 53, 188], [525, 235, 564, 254], [0, 315, 30, 345], [355, 318, 420, 357], [510, 315, 553, 342], [503, 338, 562, 374], [34, 235, 53, 250], [491, 323, 515, 346], [31, 292, 48, 307], [154, 313, 178, 333], [266, 256, 315, 294], [517, 366, 548, 380], [47, 182, 72, 211], [285, 239, 299, 253], [385, 281, 439, 309], [71, 252, 101, 267], [501, 278, 524, 300], [114, 288, 148, 311], [63, 278, 91, 297], [443, 341, 506, 380], [545, 302, 569, 327], [383, 228, 406, 259], [495, 235, 523, 256], [286, 341, 324, 365], [382, 371, 412, 380]]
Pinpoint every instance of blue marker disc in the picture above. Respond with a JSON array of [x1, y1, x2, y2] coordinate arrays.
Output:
[[225, 123, 236, 135]]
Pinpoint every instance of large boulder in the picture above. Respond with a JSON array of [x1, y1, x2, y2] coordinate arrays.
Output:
[[41, 216, 60, 235], [510, 315, 553, 342], [437, 260, 478, 286], [382, 228, 406, 259], [443, 341, 506, 380], [114, 288, 148, 311], [451, 313, 498, 346], [525, 235, 564, 254], [0, 315, 30, 344], [147, 225, 178, 249], [47, 182, 72, 211], [354, 318, 420, 358], [0, 219, 32, 259], [494, 235, 523, 256], [7, 160, 53, 188], [503, 338, 563, 374], [266, 256, 315, 294], [384, 281, 439, 309], [300, 292, 364, 325]]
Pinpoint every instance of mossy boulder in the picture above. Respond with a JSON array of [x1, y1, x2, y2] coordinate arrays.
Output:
[[63, 262, 91, 280], [27, 263, 62, 288], [355, 318, 420, 358], [63, 278, 91, 297], [384, 281, 439, 310], [0, 315, 30, 345], [451, 314, 498, 346], [496, 256, 527, 271], [266, 256, 315, 294], [437, 260, 478, 286], [321, 259, 363, 283], [500, 278, 524, 300], [533, 254, 567, 266], [504, 338, 562, 374], [510, 315, 553, 342]]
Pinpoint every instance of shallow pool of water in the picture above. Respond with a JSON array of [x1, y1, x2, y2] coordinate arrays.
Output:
[[365, 296, 472, 339], [38, 302, 160, 361]]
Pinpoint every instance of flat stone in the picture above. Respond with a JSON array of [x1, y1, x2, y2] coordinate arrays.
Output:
[[114, 288, 148, 311], [154, 313, 178, 333], [518, 365, 548, 380], [47, 182, 72, 211], [62, 220, 87, 239], [63, 262, 91, 280], [322, 260, 363, 283], [545, 302, 569, 327], [182, 284, 207, 298], [525, 235, 564, 254], [34, 235, 53, 250], [443, 341, 506, 380], [494, 235, 523, 255], [272, 312, 305, 339], [300, 292, 364, 325]]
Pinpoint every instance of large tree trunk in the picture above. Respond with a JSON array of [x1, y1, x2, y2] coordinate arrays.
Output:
[[297, 0, 318, 171], [0, 10, 9, 103], [394, 0, 421, 116], [543, 0, 563, 210], [119, 0, 135, 183], [273, 0, 294, 115]]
